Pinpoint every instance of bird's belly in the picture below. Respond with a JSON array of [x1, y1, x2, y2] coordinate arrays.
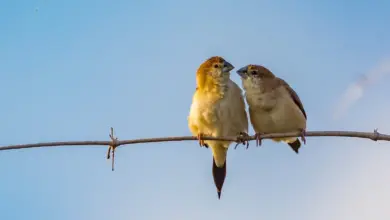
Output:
[[190, 99, 233, 137], [251, 99, 305, 133], [251, 109, 276, 132], [270, 99, 305, 132]]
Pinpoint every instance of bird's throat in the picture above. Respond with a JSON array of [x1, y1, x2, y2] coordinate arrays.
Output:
[[198, 76, 228, 96]]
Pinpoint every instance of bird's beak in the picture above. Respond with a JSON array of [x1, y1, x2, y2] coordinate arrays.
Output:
[[236, 66, 248, 79], [222, 61, 234, 72]]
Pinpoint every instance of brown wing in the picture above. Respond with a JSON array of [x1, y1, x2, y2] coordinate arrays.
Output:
[[276, 78, 307, 119]]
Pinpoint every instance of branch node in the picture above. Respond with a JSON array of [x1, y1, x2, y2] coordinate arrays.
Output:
[[372, 128, 380, 141], [107, 127, 119, 171]]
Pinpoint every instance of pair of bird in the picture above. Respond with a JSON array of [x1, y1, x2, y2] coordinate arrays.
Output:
[[188, 56, 307, 199]]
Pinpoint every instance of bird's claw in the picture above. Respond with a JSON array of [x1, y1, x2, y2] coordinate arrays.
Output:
[[300, 129, 307, 145], [197, 133, 208, 148], [234, 132, 250, 149], [255, 132, 265, 147]]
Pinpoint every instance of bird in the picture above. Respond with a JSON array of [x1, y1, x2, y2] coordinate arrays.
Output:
[[236, 64, 307, 153], [188, 56, 249, 199]]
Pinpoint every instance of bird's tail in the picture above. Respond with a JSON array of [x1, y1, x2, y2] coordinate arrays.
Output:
[[210, 143, 228, 199], [212, 157, 226, 199], [272, 137, 301, 154], [287, 138, 301, 154]]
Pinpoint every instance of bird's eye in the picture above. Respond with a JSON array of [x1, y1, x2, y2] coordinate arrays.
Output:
[[251, 71, 258, 76], [214, 64, 219, 68]]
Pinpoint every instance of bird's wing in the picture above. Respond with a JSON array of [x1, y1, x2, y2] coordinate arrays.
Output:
[[276, 78, 307, 119]]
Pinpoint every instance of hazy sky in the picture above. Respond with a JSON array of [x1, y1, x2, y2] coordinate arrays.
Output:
[[1, 0, 390, 219]]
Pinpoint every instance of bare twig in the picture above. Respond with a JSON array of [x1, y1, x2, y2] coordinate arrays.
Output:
[[1, 128, 389, 170], [1, 129, 389, 152]]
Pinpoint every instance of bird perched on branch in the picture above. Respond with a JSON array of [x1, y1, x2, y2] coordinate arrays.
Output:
[[188, 56, 249, 199], [236, 64, 307, 153]]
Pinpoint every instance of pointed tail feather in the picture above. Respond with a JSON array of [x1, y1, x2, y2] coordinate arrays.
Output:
[[212, 158, 226, 199], [288, 139, 301, 154]]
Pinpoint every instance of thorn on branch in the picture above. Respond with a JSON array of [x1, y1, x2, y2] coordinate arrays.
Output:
[[107, 127, 119, 171], [372, 128, 380, 141]]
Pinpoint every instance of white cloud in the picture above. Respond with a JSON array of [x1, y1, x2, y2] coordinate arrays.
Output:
[[333, 57, 390, 120]]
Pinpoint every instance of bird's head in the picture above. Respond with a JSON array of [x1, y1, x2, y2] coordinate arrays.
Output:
[[196, 56, 234, 90], [236, 64, 275, 89]]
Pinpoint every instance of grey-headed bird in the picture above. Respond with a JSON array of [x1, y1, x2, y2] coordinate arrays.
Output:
[[237, 64, 307, 153]]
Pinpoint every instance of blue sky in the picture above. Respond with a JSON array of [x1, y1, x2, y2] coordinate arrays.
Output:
[[1, 0, 390, 219]]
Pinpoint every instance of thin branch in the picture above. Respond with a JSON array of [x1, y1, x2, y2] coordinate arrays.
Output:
[[1, 128, 388, 171], [1, 129, 389, 152]]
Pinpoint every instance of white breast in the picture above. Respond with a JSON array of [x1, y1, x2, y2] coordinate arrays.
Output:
[[189, 88, 235, 137]]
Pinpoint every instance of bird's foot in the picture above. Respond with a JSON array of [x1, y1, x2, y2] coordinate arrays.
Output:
[[255, 132, 265, 147], [234, 132, 250, 149], [197, 133, 208, 148], [300, 129, 307, 145]]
